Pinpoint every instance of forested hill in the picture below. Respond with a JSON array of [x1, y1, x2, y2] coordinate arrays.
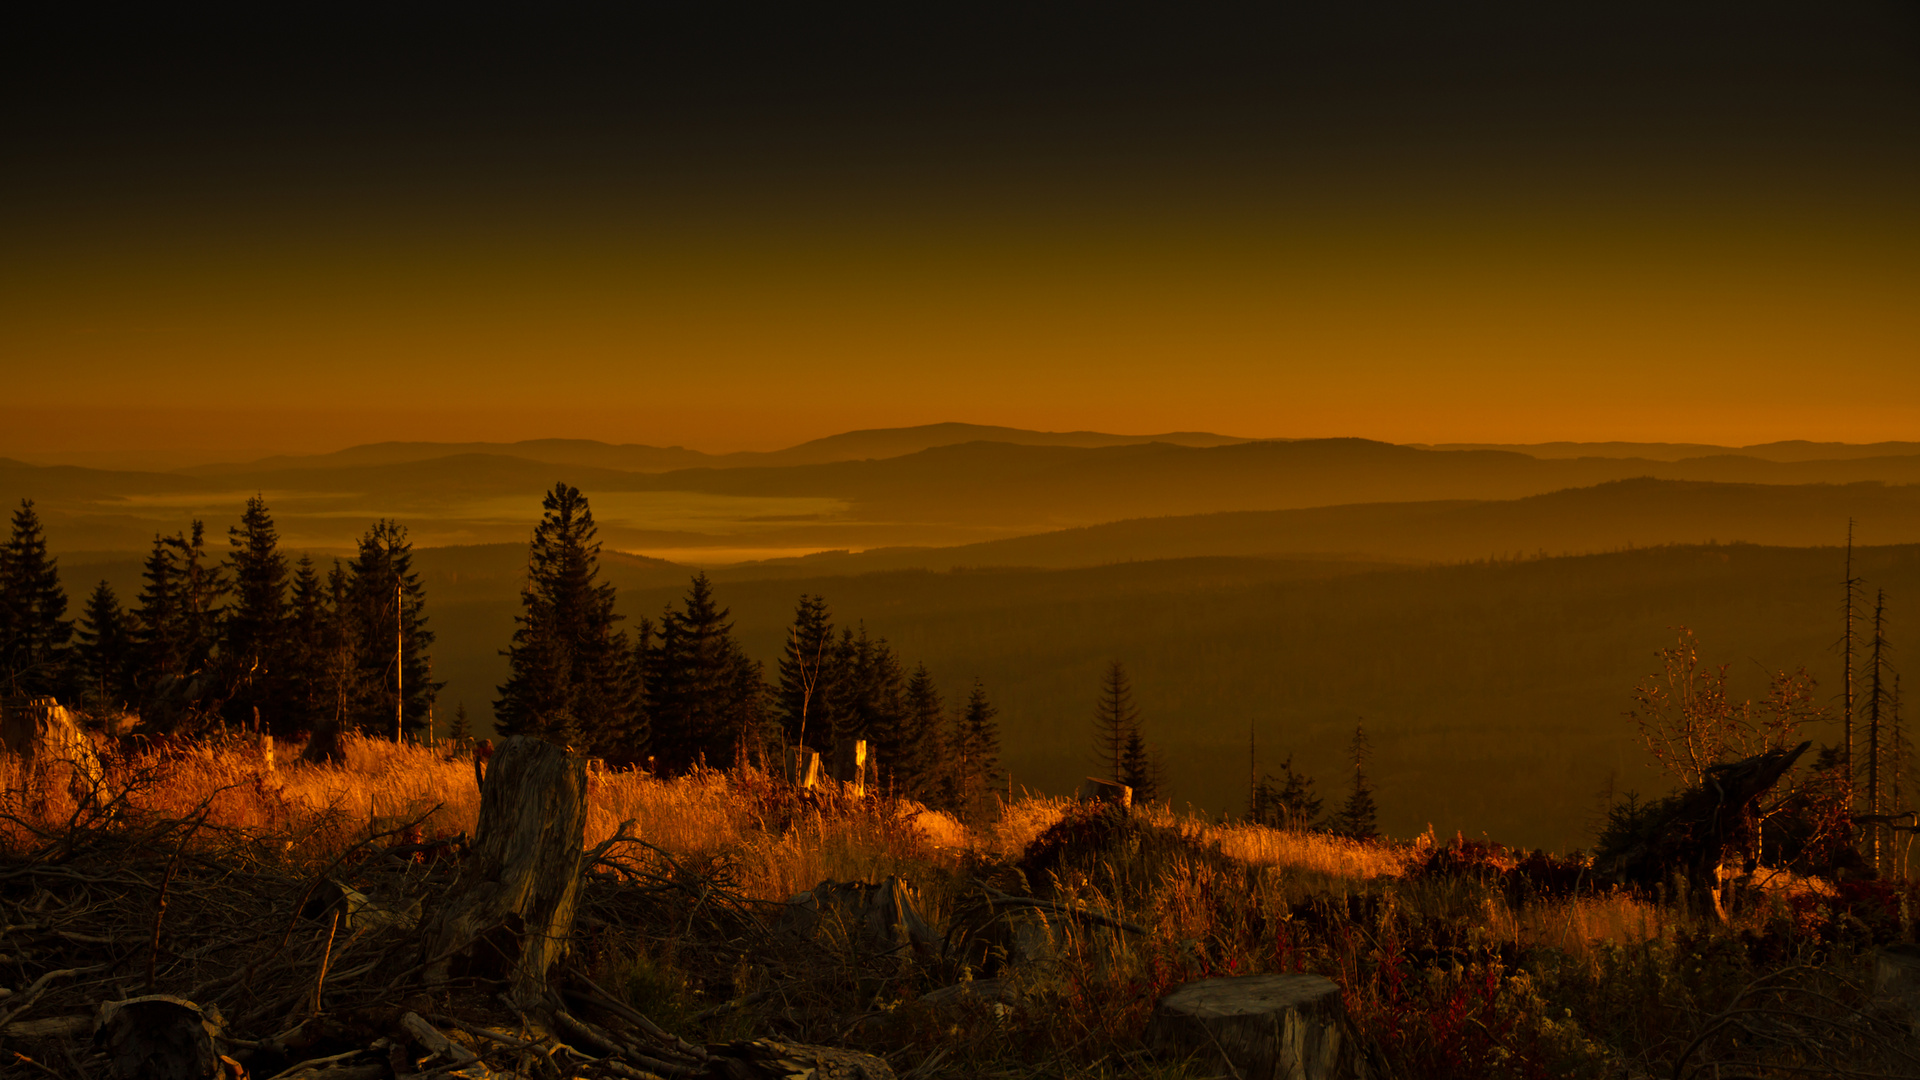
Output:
[[723, 477, 1920, 576]]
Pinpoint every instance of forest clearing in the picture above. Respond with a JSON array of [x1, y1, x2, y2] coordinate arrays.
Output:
[[0, 730, 1914, 1079]]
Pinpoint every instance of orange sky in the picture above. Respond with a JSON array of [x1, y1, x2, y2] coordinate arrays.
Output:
[[5, 10, 1917, 460]]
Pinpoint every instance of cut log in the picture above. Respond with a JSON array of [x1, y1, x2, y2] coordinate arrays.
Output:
[[95, 995, 225, 1080], [1076, 776, 1131, 808], [1145, 974, 1382, 1080], [707, 1038, 896, 1080], [419, 736, 586, 1009]]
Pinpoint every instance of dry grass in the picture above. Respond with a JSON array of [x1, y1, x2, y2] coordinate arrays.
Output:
[[5, 734, 1914, 1079]]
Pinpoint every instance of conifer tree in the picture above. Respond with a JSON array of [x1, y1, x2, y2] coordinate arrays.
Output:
[[130, 523, 223, 729], [223, 496, 289, 730], [176, 520, 226, 683], [838, 625, 905, 750], [447, 702, 472, 743], [283, 555, 328, 732], [303, 559, 362, 762], [776, 594, 839, 754], [950, 678, 1003, 808], [1251, 753, 1325, 830], [1120, 724, 1158, 804], [0, 499, 73, 698], [342, 521, 437, 739], [645, 573, 764, 772], [74, 580, 131, 711], [1091, 660, 1140, 785], [1328, 721, 1379, 840], [495, 483, 637, 755], [891, 662, 947, 801]]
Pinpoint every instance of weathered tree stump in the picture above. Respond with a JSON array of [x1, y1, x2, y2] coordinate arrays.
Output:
[[1076, 776, 1132, 808], [1145, 974, 1381, 1080], [420, 736, 586, 1009], [95, 995, 226, 1080], [1, 697, 102, 796]]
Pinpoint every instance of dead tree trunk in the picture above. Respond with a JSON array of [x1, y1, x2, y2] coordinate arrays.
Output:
[[421, 736, 586, 1009], [1145, 974, 1383, 1080]]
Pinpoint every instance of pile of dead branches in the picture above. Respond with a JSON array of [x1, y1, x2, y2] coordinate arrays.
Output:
[[0, 739, 901, 1080]]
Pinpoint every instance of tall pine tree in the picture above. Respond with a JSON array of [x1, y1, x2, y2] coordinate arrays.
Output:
[[645, 573, 765, 772], [1091, 660, 1139, 785], [1328, 720, 1379, 841], [129, 523, 223, 730], [74, 580, 131, 712], [283, 555, 329, 733], [0, 499, 73, 698], [495, 483, 638, 756], [950, 678, 1003, 809], [223, 496, 289, 731], [889, 662, 947, 801], [342, 521, 437, 739], [776, 594, 839, 754]]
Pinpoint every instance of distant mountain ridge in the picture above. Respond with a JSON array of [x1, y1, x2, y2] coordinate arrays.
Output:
[[182, 423, 1257, 475]]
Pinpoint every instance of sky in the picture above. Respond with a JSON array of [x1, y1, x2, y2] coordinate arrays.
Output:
[[4, 7, 1918, 461]]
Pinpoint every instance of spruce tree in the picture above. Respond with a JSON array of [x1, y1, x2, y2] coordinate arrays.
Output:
[[283, 555, 328, 732], [224, 496, 289, 730], [132, 532, 185, 712], [176, 520, 227, 689], [1091, 660, 1140, 785], [447, 702, 472, 743], [0, 499, 73, 698], [74, 580, 131, 712], [776, 594, 839, 754], [839, 625, 905, 748], [1329, 721, 1379, 840], [645, 573, 764, 773], [129, 525, 224, 729], [303, 559, 362, 762], [951, 678, 1003, 808], [343, 521, 437, 739], [494, 483, 638, 755], [1251, 753, 1324, 830], [892, 662, 947, 802], [1119, 724, 1157, 804]]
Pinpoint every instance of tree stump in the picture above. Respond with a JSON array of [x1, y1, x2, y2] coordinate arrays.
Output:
[[1144, 974, 1380, 1080], [1, 697, 102, 796], [420, 736, 586, 1009], [1076, 776, 1131, 808], [95, 995, 226, 1080]]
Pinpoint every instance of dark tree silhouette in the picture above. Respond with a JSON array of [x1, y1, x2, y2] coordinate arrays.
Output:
[[74, 580, 131, 712], [951, 678, 1003, 808], [342, 521, 436, 739], [223, 495, 289, 731], [0, 499, 73, 698], [1091, 660, 1140, 785], [645, 573, 765, 772], [495, 483, 638, 756], [776, 594, 839, 754], [1328, 720, 1379, 841]]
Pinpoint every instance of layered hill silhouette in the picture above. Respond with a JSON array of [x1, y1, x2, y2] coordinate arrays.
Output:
[[16, 433, 1920, 556]]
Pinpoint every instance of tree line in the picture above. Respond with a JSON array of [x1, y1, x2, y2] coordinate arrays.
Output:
[[0, 497, 435, 752], [490, 483, 1005, 810]]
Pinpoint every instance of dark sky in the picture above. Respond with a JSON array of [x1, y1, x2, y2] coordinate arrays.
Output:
[[5, 6, 1917, 457]]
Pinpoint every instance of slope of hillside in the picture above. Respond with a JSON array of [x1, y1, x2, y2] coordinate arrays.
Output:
[[722, 478, 1920, 576]]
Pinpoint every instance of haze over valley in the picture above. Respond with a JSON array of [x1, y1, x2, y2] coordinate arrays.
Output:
[[21, 423, 1918, 849]]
